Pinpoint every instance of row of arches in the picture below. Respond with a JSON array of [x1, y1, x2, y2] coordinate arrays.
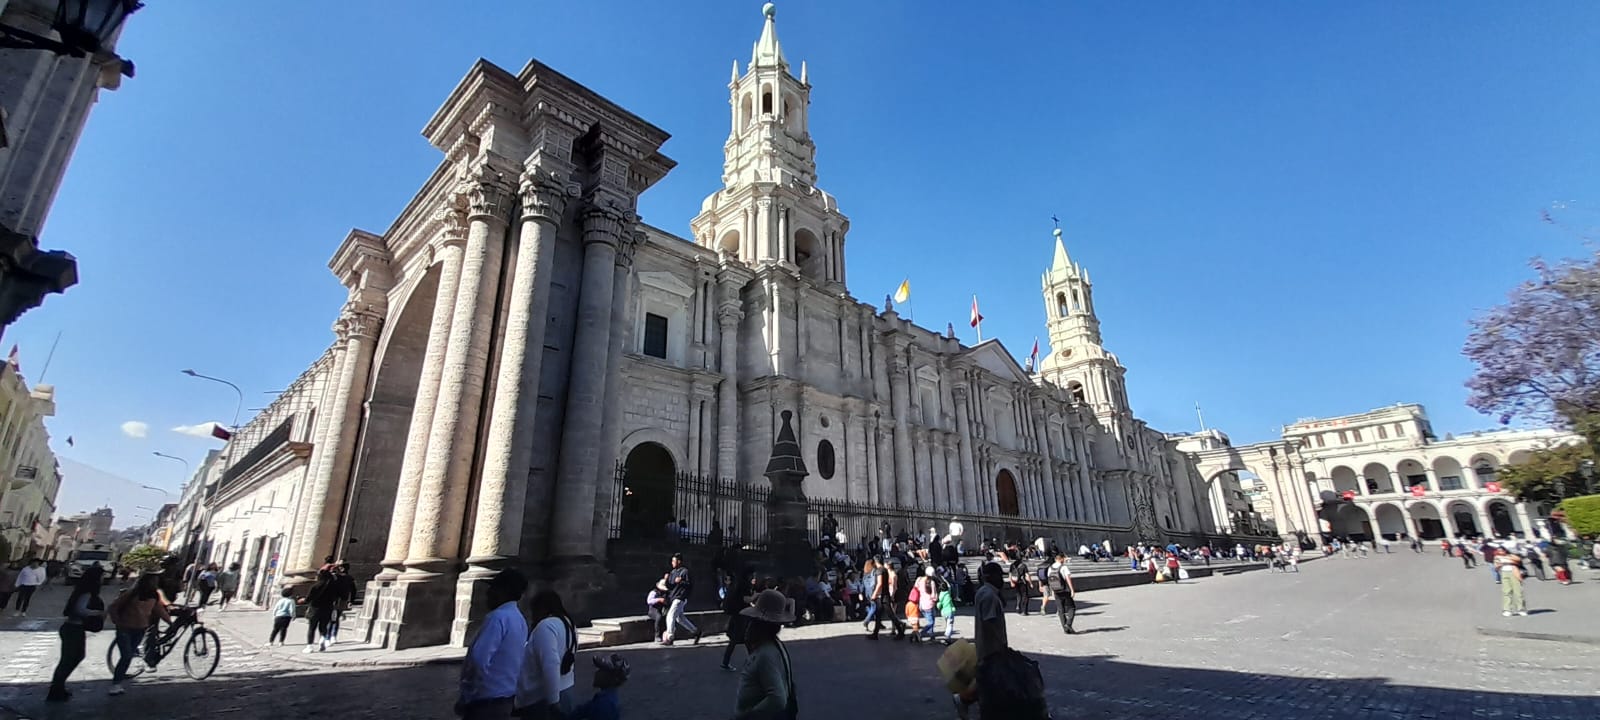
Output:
[[1319, 451, 1525, 496], [1327, 497, 1529, 541], [715, 226, 832, 281]]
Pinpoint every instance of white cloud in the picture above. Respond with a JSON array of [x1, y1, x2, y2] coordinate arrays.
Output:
[[172, 422, 223, 438], [120, 421, 148, 439]]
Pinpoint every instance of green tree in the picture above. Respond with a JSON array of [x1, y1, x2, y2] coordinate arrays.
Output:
[[1557, 495, 1600, 536], [119, 544, 167, 574], [1497, 442, 1597, 505]]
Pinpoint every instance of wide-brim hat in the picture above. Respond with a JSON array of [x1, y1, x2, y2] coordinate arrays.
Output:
[[740, 589, 795, 624]]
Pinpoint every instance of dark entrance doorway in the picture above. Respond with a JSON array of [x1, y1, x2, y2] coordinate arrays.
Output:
[[621, 443, 677, 539], [996, 469, 1020, 517]]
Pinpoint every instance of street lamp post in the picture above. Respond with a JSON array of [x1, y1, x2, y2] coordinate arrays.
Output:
[[180, 369, 245, 569]]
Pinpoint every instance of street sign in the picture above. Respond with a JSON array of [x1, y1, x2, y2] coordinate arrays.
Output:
[[1341, 490, 1355, 501], [1410, 485, 1426, 498], [1485, 481, 1501, 493]]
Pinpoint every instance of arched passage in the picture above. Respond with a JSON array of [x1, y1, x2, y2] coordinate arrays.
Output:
[[1372, 503, 1406, 539], [1407, 502, 1445, 540], [621, 442, 677, 539], [1445, 499, 1480, 538], [1330, 503, 1372, 541], [1330, 466, 1360, 496], [1432, 456, 1467, 491], [1361, 462, 1392, 495], [996, 469, 1020, 517], [1485, 498, 1517, 537], [1395, 459, 1429, 492], [793, 228, 825, 281], [1468, 453, 1499, 490], [341, 268, 439, 581]]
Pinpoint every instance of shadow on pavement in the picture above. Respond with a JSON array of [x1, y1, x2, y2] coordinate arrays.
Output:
[[2, 630, 1596, 720]]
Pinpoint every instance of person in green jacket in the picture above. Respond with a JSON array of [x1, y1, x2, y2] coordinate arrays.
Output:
[[936, 570, 957, 644], [732, 589, 796, 720]]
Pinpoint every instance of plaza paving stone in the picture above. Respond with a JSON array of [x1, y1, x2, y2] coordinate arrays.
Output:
[[0, 552, 1593, 719]]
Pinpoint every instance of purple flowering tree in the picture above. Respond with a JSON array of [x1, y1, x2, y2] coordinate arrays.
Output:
[[1464, 251, 1600, 435]]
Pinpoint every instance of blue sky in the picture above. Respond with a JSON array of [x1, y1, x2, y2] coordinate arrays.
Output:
[[16, 1, 1599, 517]]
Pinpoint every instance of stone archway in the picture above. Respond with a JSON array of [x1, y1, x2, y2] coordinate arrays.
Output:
[[996, 469, 1020, 517], [1407, 502, 1446, 540], [1330, 503, 1372, 541], [339, 267, 439, 581], [621, 442, 677, 539], [1445, 500, 1480, 538], [1372, 503, 1406, 540], [1486, 499, 1517, 537]]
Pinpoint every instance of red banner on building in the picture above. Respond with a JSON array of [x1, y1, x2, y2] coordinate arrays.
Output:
[[1410, 485, 1426, 498], [1341, 490, 1356, 501], [1485, 481, 1501, 493]]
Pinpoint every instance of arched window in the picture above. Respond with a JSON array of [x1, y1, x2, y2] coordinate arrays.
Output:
[[1071, 288, 1081, 311], [1056, 292, 1068, 317], [740, 93, 754, 130], [761, 87, 773, 115], [817, 440, 836, 480], [996, 470, 1020, 516], [1067, 381, 1086, 404]]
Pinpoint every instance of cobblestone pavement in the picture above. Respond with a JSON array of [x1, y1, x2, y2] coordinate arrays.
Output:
[[0, 553, 1594, 719]]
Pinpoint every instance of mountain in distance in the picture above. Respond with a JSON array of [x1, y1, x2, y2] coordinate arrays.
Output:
[[55, 457, 167, 530]]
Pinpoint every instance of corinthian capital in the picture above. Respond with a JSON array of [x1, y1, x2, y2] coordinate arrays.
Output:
[[334, 301, 383, 341], [581, 190, 635, 248], [432, 205, 469, 250], [519, 166, 574, 225], [464, 167, 515, 222], [717, 304, 744, 327]]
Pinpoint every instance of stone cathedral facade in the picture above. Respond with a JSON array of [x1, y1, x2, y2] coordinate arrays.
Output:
[[206, 6, 1224, 650]]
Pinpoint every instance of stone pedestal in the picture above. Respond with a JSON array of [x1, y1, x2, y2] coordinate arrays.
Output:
[[383, 572, 460, 650], [764, 410, 811, 579]]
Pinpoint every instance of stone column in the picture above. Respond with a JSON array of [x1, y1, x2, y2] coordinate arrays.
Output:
[[1036, 402, 1060, 519], [716, 295, 742, 478], [403, 172, 511, 576], [1476, 503, 1495, 538], [286, 348, 349, 581], [463, 168, 568, 577], [952, 384, 978, 514], [589, 232, 639, 557], [931, 433, 951, 513], [292, 300, 381, 575], [406, 172, 505, 572], [376, 214, 466, 581], [549, 198, 630, 559], [1513, 502, 1536, 537], [1400, 501, 1421, 539], [889, 355, 916, 508]]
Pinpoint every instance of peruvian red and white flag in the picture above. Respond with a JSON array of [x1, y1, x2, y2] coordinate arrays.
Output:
[[969, 295, 984, 328], [1484, 481, 1502, 494], [1028, 337, 1039, 372], [211, 423, 234, 441]]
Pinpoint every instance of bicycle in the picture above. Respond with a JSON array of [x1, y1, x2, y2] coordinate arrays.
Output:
[[105, 605, 222, 680]]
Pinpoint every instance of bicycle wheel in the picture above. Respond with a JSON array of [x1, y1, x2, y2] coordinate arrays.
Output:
[[105, 637, 147, 678], [183, 627, 221, 680]]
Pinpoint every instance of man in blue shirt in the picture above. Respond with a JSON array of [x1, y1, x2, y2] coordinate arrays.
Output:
[[458, 569, 529, 718]]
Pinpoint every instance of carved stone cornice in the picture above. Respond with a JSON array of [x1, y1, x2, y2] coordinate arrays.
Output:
[[717, 305, 744, 327], [582, 205, 629, 249]]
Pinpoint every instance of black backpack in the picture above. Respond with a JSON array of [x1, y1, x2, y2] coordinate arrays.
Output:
[[977, 647, 1049, 719], [1047, 566, 1067, 593]]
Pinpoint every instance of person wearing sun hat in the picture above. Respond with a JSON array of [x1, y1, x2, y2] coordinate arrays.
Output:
[[731, 589, 798, 719]]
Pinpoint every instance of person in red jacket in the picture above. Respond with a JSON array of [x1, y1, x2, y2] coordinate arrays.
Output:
[[1165, 553, 1182, 584]]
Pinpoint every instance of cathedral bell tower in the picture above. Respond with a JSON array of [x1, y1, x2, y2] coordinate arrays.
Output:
[[1037, 226, 1131, 419], [691, 3, 850, 286]]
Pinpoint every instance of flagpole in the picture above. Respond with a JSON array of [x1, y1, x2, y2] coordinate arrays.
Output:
[[37, 330, 61, 383]]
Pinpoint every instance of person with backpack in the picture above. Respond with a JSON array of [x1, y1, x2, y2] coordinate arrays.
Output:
[[935, 565, 958, 644], [1165, 553, 1182, 584], [1008, 553, 1031, 615], [46, 565, 106, 702], [196, 563, 219, 607], [1035, 562, 1054, 611], [515, 590, 578, 718], [1048, 553, 1076, 635], [732, 589, 798, 720]]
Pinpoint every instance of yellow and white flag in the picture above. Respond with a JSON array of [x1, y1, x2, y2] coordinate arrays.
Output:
[[893, 278, 911, 305]]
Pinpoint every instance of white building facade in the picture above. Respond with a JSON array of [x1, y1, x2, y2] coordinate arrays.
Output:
[[199, 6, 1243, 650], [1189, 403, 1583, 545]]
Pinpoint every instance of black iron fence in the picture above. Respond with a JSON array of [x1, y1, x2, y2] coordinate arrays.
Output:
[[606, 463, 1273, 551]]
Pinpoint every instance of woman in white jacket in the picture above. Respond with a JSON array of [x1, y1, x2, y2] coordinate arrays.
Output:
[[514, 590, 576, 718]]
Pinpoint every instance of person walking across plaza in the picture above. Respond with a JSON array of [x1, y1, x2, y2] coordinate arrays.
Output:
[[1008, 552, 1031, 614], [1048, 553, 1076, 635], [1496, 552, 1527, 616], [731, 589, 798, 720], [515, 590, 578, 718], [952, 561, 1009, 720], [216, 563, 241, 609], [14, 558, 45, 615], [0, 562, 16, 610], [720, 569, 753, 671], [46, 566, 105, 702], [302, 569, 338, 653], [106, 573, 169, 696], [327, 563, 358, 644], [661, 553, 701, 645], [915, 565, 939, 641], [1165, 552, 1182, 584], [268, 587, 295, 646], [456, 569, 527, 719]]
